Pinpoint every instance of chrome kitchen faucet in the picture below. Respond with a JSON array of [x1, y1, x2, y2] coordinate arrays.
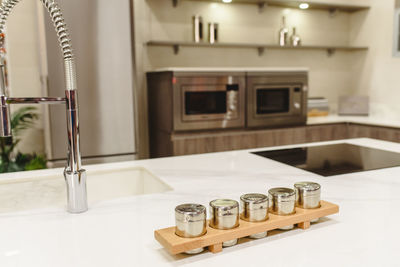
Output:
[[0, 0, 87, 213]]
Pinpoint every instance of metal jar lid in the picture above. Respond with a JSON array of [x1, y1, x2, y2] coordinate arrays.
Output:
[[240, 193, 269, 222], [268, 188, 296, 202], [294, 182, 321, 196], [240, 193, 268, 210], [294, 182, 321, 209], [175, 203, 207, 223], [209, 199, 239, 230], [209, 199, 239, 216]]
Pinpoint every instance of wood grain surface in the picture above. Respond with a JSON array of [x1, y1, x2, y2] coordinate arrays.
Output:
[[155, 200, 339, 255]]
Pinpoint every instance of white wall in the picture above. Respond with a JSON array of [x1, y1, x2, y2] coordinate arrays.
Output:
[[6, 0, 44, 155], [350, 0, 400, 118]]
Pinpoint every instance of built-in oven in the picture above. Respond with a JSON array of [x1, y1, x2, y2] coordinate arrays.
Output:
[[173, 73, 246, 131], [246, 71, 308, 128]]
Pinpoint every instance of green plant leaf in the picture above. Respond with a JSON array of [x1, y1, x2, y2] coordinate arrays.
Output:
[[15, 152, 32, 166], [24, 154, 47, 171], [11, 107, 39, 137], [0, 106, 44, 173]]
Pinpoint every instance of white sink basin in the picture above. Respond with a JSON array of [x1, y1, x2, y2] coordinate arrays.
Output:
[[0, 166, 172, 213]]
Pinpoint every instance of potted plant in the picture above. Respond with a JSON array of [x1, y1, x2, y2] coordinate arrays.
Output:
[[0, 106, 47, 173]]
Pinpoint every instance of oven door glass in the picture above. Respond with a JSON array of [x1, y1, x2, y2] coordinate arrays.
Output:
[[256, 88, 289, 114], [185, 91, 227, 115]]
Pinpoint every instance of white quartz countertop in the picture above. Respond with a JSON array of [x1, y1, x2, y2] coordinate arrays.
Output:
[[1, 138, 400, 267], [308, 113, 400, 128], [152, 67, 309, 72]]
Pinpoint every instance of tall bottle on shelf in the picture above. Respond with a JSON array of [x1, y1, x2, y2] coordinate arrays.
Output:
[[208, 23, 218, 44], [278, 16, 289, 46], [192, 15, 204, 43], [290, 27, 301, 46]]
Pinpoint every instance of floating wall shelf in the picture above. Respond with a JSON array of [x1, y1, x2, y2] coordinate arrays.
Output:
[[147, 40, 368, 56], [172, 0, 370, 13]]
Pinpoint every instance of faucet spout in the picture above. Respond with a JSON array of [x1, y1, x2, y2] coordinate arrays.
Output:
[[63, 89, 87, 213], [0, 0, 88, 213]]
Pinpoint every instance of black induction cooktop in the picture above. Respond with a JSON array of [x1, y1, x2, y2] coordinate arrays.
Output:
[[252, 143, 400, 176]]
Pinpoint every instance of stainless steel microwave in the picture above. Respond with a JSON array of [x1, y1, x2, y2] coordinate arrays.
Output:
[[147, 71, 246, 132], [246, 71, 308, 128]]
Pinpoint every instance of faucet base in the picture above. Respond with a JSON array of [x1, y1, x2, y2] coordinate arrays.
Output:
[[64, 169, 88, 213]]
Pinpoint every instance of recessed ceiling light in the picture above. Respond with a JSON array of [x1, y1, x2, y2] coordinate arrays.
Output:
[[222, 0, 232, 3], [299, 3, 309, 9]]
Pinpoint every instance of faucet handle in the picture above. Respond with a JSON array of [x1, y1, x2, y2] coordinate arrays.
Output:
[[0, 63, 10, 137], [0, 95, 10, 137]]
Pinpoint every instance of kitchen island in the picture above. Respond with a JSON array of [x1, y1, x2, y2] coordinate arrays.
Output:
[[0, 138, 398, 267]]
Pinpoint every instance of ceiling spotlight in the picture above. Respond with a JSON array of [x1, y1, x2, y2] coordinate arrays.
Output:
[[222, 0, 232, 3], [299, 3, 309, 9]]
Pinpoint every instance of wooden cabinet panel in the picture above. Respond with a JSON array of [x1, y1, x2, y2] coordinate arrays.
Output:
[[306, 124, 348, 143], [149, 131, 173, 158], [348, 124, 400, 143], [171, 127, 308, 156], [151, 123, 400, 158]]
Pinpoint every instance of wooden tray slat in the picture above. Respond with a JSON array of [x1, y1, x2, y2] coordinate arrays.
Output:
[[155, 200, 339, 255]]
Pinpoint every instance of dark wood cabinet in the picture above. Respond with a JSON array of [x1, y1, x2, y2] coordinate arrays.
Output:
[[347, 124, 400, 143], [150, 122, 400, 158]]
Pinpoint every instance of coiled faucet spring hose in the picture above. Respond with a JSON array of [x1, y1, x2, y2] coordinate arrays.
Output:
[[0, 0, 77, 91]]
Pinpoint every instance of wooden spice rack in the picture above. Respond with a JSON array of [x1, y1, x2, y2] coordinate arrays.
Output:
[[154, 200, 339, 255]]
